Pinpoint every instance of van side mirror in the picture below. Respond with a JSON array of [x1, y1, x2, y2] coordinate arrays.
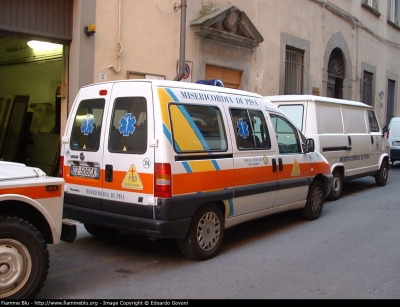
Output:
[[303, 138, 315, 153]]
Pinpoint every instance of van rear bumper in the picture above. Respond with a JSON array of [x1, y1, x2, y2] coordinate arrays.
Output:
[[390, 148, 400, 162], [63, 204, 191, 239]]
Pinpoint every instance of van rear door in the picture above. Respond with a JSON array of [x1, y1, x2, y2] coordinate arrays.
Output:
[[63, 83, 113, 210], [102, 81, 155, 212], [367, 109, 385, 171]]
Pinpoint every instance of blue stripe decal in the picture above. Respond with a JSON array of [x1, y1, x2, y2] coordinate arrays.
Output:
[[174, 141, 181, 151], [163, 123, 173, 145], [177, 105, 211, 151], [182, 161, 192, 173], [228, 199, 234, 216], [211, 160, 220, 170], [165, 88, 179, 102]]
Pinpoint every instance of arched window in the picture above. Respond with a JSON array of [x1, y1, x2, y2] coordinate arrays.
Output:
[[327, 48, 345, 99]]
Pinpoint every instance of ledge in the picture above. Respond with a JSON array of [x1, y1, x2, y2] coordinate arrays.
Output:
[[361, 3, 381, 17], [387, 19, 400, 31]]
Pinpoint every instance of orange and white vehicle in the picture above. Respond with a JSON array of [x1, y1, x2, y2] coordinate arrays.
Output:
[[60, 79, 333, 261], [0, 161, 76, 299]]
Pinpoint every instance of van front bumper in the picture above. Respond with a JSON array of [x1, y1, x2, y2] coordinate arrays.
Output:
[[63, 204, 192, 239]]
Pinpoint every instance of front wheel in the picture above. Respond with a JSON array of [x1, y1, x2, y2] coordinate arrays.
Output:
[[375, 160, 389, 186], [300, 180, 325, 220], [327, 169, 342, 201], [178, 204, 224, 261], [0, 216, 49, 299]]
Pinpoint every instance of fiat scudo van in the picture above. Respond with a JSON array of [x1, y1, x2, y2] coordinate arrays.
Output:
[[60, 80, 333, 260]]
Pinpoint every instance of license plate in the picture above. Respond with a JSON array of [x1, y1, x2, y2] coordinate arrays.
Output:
[[70, 165, 100, 179], [393, 141, 400, 146]]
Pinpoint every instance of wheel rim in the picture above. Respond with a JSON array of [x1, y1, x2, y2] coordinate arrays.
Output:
[[332, 175, 341, 194], [311, 186, 324, 214], [383, 164, 388, 180], [0, 239, 32, 298], [196, 211, 221, 252]]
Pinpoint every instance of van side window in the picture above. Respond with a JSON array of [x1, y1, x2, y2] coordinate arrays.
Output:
[[230, 108, 271, 150], [170, 104, 227, 153], [70, 98, 105, 151], [109, 97, 147, 154], [367, 110, 380, 132], [270, 113, 301, 154], [278, 105, 304, 131]]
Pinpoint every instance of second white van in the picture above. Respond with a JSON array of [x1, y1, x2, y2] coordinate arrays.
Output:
[[387, 117, 400, 166], [265, 95, 390, 200]]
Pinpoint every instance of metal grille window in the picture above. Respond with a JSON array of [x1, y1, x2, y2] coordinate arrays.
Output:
[[363, 71, 373, 106], [388, 0, 400, 24], [386, 79, 396, 124], [285, 46, 304, 95]]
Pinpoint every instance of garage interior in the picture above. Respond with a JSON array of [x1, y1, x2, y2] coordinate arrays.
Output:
[[0, 35, 63, 176]]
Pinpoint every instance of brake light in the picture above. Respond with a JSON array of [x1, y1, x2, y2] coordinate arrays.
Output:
[[99, 89, 107, 96], [58, 156, 64, 178], [154, 163, 172, 198]]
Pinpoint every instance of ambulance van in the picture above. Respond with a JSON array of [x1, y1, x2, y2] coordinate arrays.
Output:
[[60, 80, 333, 261], [266, 95, 390, 201]]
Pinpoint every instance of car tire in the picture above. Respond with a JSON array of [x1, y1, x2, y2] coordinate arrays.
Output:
[[178, 204, 224, 261], [327, 169, 342, 201], [0, 216, 49, 299], [375, 159, 389, 186], [300, 180, 325, 220]]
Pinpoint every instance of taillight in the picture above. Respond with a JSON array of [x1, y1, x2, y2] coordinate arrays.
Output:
[[386, 131, 390, 139], [58, 156, 64, 178], [154, 163, 172, 198]]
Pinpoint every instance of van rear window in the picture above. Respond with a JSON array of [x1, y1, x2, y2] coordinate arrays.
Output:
[[169, 104, 227, 153], [70, 99, 105, 151], [109, 97, 147, 154]]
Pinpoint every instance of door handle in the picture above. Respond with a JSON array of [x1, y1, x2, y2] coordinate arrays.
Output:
[[105, 164, 113, 182], [371, 135, 374, 144], [272, 158, 277, 172], [278, 158, 283, 172]]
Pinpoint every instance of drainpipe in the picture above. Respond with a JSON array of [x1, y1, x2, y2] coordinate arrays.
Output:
[[173, 0, 187, 81]]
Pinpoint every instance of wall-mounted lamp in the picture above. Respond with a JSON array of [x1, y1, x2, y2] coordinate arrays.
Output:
[[84, 24, 96, 37]]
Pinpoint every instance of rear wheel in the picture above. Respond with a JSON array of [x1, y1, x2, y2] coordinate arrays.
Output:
[[327, 169, 342, 201], [0, 216, 49, 299], [375, 160, 389, 186], [301, 180, 325, 220], [84, 223, 120, 239], [178, 204, 224, 261]]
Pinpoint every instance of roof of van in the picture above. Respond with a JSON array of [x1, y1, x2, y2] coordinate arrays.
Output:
[[81, 79, 281, 112], [83, 78, 263, 97], [265, 94, 373, 109]]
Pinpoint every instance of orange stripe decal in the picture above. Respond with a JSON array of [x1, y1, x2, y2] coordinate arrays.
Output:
[[0, 185, 62, 199]]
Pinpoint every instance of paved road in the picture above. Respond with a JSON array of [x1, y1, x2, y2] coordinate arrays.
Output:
[[37, 162, 400, 299]]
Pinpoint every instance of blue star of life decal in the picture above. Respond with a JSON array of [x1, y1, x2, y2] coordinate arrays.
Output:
[[237, 118, 249, 138], [119, 113, 137, 136], [81, 115, 95, 135]]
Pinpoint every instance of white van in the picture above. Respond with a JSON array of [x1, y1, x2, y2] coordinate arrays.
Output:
[[387, 117, 400, 166], [266, 95, 390, 201], [60, 80, 332, 260]]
